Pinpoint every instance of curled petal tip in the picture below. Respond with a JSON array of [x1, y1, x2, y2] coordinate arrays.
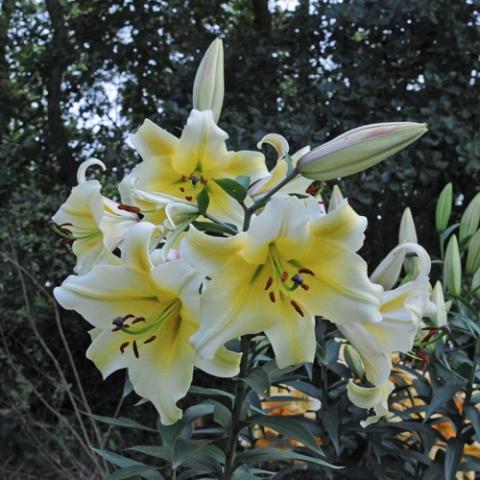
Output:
[[77, 158, 107, 184]]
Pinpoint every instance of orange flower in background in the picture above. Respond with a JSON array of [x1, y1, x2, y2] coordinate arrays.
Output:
[[252, 384, 322, 450]]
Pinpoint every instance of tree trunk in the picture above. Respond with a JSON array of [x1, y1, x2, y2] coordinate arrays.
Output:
[[0, 0, 14, 136], [252, 0, 271, 35], [44, 0, 77, 187]]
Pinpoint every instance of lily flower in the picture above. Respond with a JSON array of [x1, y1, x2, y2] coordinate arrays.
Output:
[[119, 109, 269, 225], [52, 159, 139, 275], [181, 194, 383, 368], [54, 222, 241, 425], [338, 242, 435, 388], [347, 379, 395, 427], [249, 134, 313, 199]]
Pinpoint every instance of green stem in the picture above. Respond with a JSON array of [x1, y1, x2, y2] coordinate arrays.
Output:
[[223, 335, 252, 480], [248, 168, 300, 215]]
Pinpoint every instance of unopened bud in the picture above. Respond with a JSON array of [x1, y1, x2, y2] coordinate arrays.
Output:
[[466, 230, 480, 274], [435, 183, 453, 232], [192, 38, 224, 123], [472, 270, 480, 296], [444, 235, 462, 296], [328, 185, 344, 212], [459, 193, 480, 244], [297, 122, 427, 181], [431, 281, 448, 327], [399, 208, 418, 274], [399, 207, 417, 244], [343, 344, 365, 380]]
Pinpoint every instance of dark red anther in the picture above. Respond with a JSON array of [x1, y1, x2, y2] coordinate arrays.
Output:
[[299, 268, 314, 276], [301, 283, 310, 291], [120, 342, 129, 354], [417, 351, 430, 373], [185, 195, 193, 201], [132, 340, 139, 358], [118, 204, 141, 214], [179, 187, 185, 192], [144, 336, 156, 344], [200, 176, 208, 185], [59, 238, 75, 246], [306, 183, 321, 196], [265, 277, 273, 291], [290, 300, 304, 317], [269, 291, 276, 303], [132, 317, 146, 324], [281, 272, 289, 281], [181, 175, 187, 181]]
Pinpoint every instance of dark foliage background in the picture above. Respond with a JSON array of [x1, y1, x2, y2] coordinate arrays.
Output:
[[1, 0, 479, 478]]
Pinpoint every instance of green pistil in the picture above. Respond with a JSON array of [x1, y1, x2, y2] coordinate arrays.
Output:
[[121, 300, 181, 337]]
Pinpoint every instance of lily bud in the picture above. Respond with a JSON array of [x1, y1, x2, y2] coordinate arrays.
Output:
[[444, 235, 462, 295], [399, 207, 417, 244], [431, 281, 448, 327], [297, 122, 427, 181], [472, 270, 480, 296], [399, 208, 418, 275], [466, 230, 480, 274], [192, 38, 224, 123], [328, 185, 344, 213], [343, 344, 365, 379], [435, 183, 453, 232], [459, 193, 480, 244]]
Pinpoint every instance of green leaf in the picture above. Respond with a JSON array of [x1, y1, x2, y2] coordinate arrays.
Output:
[[465, 405, 480, 440], [178, 445, 225, 479], [192, 220, 237, 235], [189, 385, 235, 403], [172, 438, 212, 468], [212, 401, 233, 429], [105, 465, 162, 480], [85, 413, 157, 432], [445, 438, 464, 480], [425, 384, 463, 419], [245, 415, 321, 453], [214, 178, 247, 203], [92, 449, 163, 480], [320, 407, 340, 455], [127, 445, 172, 462], [235, 175, 251, 190], [241, 367, 271, 397], [196, 188, 209, 214], [236, 447, 341, 470]]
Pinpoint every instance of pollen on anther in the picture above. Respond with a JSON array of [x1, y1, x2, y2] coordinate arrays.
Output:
[[301, 283, 310, 291], [144, 336, 156, 344], [281, 272, 289, 281], [185, 195, 193, 201], [120, 342, 129, 354], [132, 340, 139, 358], [269, 291, 276, 303], [299, 268, 315, 276], [179, 187, 185, 192], [265, 277, 273, 290], [290, 300, 304, 317], [132, 317, 146, 324]]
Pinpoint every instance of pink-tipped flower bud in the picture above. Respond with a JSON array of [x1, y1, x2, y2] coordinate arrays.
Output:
[[297, 122, 427, 181]]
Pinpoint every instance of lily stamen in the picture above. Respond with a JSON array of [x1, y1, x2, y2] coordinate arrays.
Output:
[[119, 342, 129, 353], [144, 336, 156, 344], [299, 268, 315, 276], [290, 300, 304, 317], [269, 291, 276, 303], [265, 277, 273, 290], [132, 340, 139, 358]]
